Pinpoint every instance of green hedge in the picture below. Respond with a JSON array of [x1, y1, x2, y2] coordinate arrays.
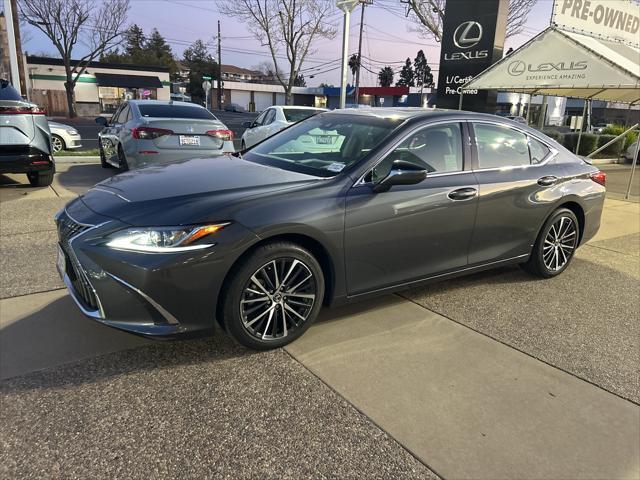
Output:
[[595, 134, 625, 156], [561, 132, 598, 156]]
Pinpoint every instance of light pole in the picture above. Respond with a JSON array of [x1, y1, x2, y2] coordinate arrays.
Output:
[[336, 0, 359, 109], [3, 0, 21, 95]]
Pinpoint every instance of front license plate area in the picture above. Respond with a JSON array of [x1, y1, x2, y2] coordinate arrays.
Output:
[[179, 135, 201, 146], [56, 244, 66, 278]]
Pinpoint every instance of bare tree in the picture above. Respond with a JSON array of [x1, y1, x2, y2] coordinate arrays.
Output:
[[217, 0, 336, 104], [405, 0, 537, 42], [19, 0, 130, 117]]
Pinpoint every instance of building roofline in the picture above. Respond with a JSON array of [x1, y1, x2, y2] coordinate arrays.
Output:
[[26, 55, 170, 73]]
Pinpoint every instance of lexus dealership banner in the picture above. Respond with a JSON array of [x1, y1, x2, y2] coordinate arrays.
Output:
[[552, 0, 640, 47], [435, 0, 508, 110]]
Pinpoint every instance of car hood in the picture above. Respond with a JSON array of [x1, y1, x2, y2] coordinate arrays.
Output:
[[80, 155, 321, 225]]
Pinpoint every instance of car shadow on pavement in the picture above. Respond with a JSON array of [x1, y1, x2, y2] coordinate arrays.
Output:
[[55, 164, 116, 193], [0, 294, 252, 394]]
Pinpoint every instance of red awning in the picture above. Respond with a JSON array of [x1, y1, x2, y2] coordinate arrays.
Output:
[[358, 86, 410, 96]]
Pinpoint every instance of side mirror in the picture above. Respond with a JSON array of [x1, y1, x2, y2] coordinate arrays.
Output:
[[95, 116, 108, 127], [372, 159, 427, 193], [241, 121, 253, 128]]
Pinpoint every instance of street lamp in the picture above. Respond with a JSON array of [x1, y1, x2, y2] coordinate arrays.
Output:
[[336, 0, 359, 109]]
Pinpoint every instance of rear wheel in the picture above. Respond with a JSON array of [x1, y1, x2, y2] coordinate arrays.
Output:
[[117, 145, 129, 172], [241, 140, 246, 150], [51, 134, 65, 153], [523, 208, 579, 278], [27, 170, 53, 187], [221, 242, 325, 350]]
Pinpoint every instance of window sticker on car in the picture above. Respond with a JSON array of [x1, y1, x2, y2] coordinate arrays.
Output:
[[444, 154, 458, 172], [327, 162, 345, 172]]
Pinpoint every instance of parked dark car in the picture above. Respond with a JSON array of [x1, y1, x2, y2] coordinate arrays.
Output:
[[224, 102, 245, 113], [0, 79, 54, 186], [55, 108, 605, 349]]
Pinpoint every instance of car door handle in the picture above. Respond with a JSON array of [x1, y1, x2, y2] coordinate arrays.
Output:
[[448, 187, 477, 201], [537, 176, 558, 187]]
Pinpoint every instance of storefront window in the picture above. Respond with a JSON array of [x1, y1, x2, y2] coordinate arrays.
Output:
[[98, 87, 158, 114]]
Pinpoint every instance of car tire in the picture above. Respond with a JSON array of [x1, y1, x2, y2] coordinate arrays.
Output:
[[99, 143, 113, 169], [241, 140, 246, 150], [51, 134, 65, 153], [221, 241, 325, 350], [522, 208, 579, 278], [117, 145, 129, 172], [27, 169, 54, 187]]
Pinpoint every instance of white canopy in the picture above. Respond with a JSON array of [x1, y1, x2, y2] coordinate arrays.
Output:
[[463, 28, 640, 104]]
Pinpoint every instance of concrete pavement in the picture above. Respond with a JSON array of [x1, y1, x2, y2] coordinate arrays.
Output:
[[1, 164, 639, 479], [286, 296, 640, 479]]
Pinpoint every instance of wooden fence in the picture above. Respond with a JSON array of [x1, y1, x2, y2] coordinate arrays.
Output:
[[29, 89, 67, 116]]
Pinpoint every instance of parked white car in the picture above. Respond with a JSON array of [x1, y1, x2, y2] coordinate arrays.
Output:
[[48, 121, 82, 153], [240, 106, 327, 149]]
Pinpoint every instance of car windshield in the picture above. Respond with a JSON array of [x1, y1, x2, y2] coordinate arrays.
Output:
[[242, 113, 403, 177], [282, 108, 322, 123], [138, 104, 216, 120]]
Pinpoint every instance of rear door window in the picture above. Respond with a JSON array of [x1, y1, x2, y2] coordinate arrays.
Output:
[[529, 137, 551, 164], [138, 104, 215, 119], [473, 123, 530, 169]]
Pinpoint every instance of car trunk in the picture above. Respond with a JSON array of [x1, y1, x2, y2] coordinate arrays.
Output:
[[0, 101, 37, 146], [140, 118, 228, 151]]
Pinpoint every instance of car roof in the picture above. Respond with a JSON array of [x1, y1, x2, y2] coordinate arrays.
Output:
[[128, 100, 203, 108], [327, 107, 511, 122], [273, 105, 327, 111]]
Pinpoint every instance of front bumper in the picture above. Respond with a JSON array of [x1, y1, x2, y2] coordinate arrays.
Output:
[[55, 198, 256, 337]]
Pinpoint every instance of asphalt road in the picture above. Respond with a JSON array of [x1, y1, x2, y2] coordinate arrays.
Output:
[[51, 110, 257, 152]]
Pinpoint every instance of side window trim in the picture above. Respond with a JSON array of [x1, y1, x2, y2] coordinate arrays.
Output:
[[468, 120, 558, 171], [353, 119, 471, 187]]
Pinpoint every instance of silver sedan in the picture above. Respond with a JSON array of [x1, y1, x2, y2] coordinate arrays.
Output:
[[96, 100, 234, 171]]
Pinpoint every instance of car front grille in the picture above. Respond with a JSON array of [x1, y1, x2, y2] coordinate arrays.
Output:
[[57, 211, 100, 311]]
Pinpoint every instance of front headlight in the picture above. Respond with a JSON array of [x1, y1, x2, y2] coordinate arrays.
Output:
[[106, 223, 229, 253], [65, 128, 79, 135]]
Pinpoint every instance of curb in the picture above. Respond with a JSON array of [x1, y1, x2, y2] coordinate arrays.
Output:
[[54, 156, 100, 163]]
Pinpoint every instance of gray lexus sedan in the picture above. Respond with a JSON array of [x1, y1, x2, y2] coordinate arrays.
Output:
[[55, 108, 605, 350]]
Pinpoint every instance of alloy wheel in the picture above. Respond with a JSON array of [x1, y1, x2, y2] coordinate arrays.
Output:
[[543, 216, 577, 271], [240, 257, 317, 341], [51, 135, 64, 153]]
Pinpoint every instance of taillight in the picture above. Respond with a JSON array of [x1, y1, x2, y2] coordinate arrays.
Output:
[[131, 126, 173, 139], [206, 129, 234, 141], [590, 171, 606, 186], [0, 105, 46, 115]]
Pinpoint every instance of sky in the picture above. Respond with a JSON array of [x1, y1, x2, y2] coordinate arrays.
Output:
[[20, 0, 555, 87]]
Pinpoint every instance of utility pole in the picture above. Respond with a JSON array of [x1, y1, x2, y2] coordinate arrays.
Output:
[[354, 0, 372, 105], [10, 0, 26, 94], [3, 0, 21, 95], [217, 20, 222, 110]]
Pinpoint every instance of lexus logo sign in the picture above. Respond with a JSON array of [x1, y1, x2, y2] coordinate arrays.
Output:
[[507, 60, 526, 76], [453, 21, 483, 49]]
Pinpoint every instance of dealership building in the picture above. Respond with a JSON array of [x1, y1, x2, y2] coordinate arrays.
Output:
[[25, 56, 171, 116]]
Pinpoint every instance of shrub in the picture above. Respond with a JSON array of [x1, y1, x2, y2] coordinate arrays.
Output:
[[541, 129, 563, 142], [596, 134, 625, 156], [562, 132, 598, 155], [602, 124, 638, 149]]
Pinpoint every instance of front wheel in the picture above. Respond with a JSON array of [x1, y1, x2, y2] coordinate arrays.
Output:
[[51, 134, 65, 153], [221, 242, 325, 350], [522, 208, 579, 278]]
